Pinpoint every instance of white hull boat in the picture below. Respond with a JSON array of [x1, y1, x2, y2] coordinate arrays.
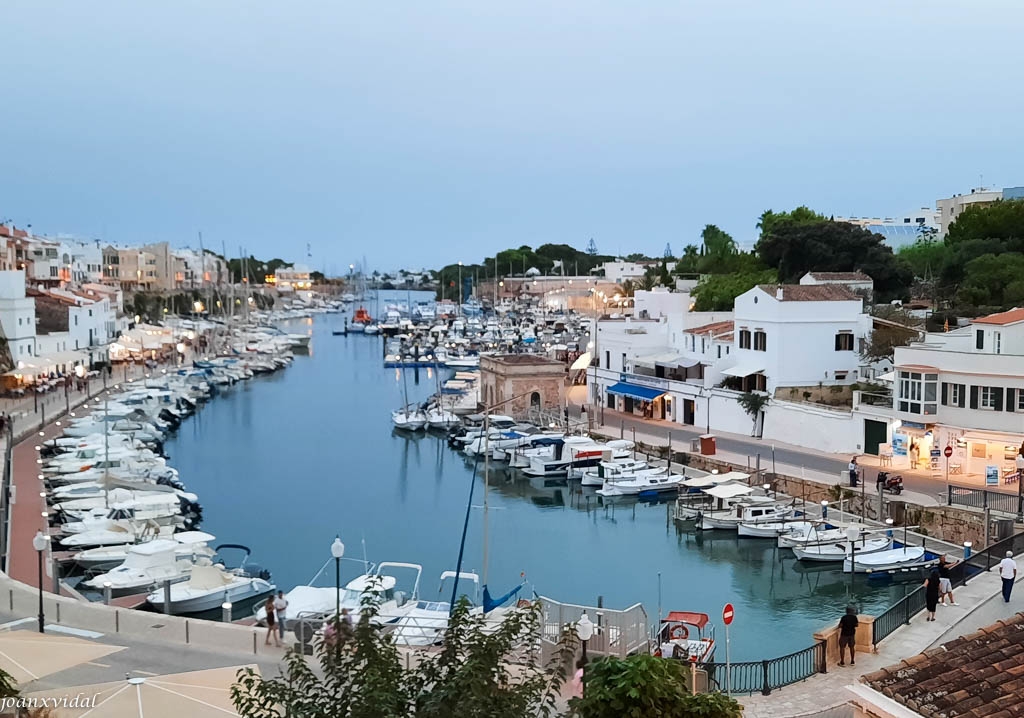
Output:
[[700, 503, 792, 531], [146, 563, 274, 614], [597, 471, 685, 497], [73, 531, 215, 569], [794, 536, 894, 562], [842, 546, 936, 573], [83, 540, 197, 596], [778, 526, 848, 548], [392, 410, 427, 431], [737, 520, 816, 539]]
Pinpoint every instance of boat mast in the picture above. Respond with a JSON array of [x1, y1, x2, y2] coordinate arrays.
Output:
[[483, 412, 490, 584]]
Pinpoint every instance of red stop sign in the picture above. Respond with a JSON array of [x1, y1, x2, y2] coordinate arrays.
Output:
[[722, 603, 734, 626], [944, 445, 953, 458]]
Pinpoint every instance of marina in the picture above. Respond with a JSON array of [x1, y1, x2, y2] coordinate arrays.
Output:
[[130, 290, 918, 660]]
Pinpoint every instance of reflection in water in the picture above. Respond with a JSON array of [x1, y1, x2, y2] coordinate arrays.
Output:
[[163, 298, 908, 661]]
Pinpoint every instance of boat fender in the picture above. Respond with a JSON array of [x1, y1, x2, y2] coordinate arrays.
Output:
[[670, 625, 688, 640]]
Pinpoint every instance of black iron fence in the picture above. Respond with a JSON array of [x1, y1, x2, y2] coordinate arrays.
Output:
[[700, 640, 825, 696], [873, 533, 1024, 647], [948, 485, 1022, 517]]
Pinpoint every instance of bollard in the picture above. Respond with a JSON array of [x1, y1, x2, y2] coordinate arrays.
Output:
[[115, 610, 120, 633], [253, 631, 257, 655], [56, 602, 60, 623], [222, 601, 233, 623], [52, 558, 61, 594], [163, 579, 172, 614], [186, 620, 190, 644], [103, 582, 112, 605]]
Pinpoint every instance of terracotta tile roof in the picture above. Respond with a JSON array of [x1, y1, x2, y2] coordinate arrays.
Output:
[[863, 613, 1024, 717], [974, 308, 1024, 326], [757, 284, 860, 302], [683, 320, 735, 336], [806, 271, 873, 282]]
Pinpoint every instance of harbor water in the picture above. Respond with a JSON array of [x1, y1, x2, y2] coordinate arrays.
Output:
[[164, 292, 911, 660]]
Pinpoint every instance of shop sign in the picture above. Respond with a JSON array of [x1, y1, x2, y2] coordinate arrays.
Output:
[[986, 465, 1000, 486], [620, 373, 669, 390], [901, 421, 927, 430], [892, 433, 908, 457]]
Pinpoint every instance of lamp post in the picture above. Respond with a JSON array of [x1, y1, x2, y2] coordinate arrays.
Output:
[[763, 482, 771, 499], [331, 536, 345, 618], [820, 500, 829, 521], [846, 525, 861, 591], [458, 261, 463, 316], [32, 531, 47, 633], [577, 610, 595, 666]]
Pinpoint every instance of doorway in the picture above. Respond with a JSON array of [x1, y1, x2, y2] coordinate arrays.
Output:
[[682, 399, 695, 425], [864, 419, 887, 456]]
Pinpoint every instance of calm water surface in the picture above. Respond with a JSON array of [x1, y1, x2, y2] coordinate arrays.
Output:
[[164, 292, 908, 659]]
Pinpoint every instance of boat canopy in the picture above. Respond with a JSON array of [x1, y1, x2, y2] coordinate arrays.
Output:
[[705, 484, 754, 499], [346, 575, 398, 592], [569, 352, 592, 371], [662, 611, 710, 628], [714, 471, 752, 483], [606, 382, 664, 401]]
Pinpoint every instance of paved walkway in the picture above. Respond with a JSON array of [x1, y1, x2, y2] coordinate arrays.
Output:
[[737, 558, 1024, 718]]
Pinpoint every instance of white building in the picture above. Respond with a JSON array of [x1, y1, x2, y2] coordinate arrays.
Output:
[[599, 260, 675, 284], [935, 187, 1003, 236], [726, 284, 872, 394], [0, 270, 37, 363], [835, 210, 939, 250], [274, 264, 312, 292], [60, 239, 104, 284], [889, 307, 1024, 481]]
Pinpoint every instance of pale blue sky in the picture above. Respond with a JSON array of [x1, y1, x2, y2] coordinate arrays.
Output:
[[1, 1, 1021, 273]]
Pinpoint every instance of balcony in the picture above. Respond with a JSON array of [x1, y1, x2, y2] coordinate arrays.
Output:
[[853, 390, 893, 411]]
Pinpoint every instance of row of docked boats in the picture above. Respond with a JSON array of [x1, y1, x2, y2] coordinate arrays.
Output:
[[42, 331, 301, 615]]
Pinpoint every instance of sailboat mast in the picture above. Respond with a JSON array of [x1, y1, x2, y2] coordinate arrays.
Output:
[[483, 412, 490, 585]]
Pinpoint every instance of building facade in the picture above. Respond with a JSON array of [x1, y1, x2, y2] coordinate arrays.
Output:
[[479, 354, 567, 416], [0, 270, 37, 366]]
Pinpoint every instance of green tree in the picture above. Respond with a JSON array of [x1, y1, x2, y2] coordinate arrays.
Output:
[[233, 597, 574, 718], [756, 206, 827, 239], [699, 225, 736, 260], [674, 245, 700, 274], [572, 655, 742, 718], [756, 220, 912, 302], [957, 253, 1024, 309], [897, 234, 949, 279], [946, 199, 1024, 245], [691, 270, 777, 311]]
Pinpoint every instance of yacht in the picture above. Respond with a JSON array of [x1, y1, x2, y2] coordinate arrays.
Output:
[[146, 562, 274, 614], [83, 540, 198, 596], [597, 470, 685, 497], [520, 437, 610, 477], [794, 536, 894, 562], [842, 546, 937, 574], [700, 501, 792, 531], [73, 530, 215, 570]]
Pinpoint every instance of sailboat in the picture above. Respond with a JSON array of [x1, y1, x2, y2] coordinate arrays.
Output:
[[391, 360, 427, 430]]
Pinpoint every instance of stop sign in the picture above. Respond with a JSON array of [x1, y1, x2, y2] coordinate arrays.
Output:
[[944, 445, 953, 458], [722, 603, 734, 626]]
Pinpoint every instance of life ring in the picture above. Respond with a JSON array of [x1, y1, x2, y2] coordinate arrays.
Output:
[[670, 624, 689, 640]]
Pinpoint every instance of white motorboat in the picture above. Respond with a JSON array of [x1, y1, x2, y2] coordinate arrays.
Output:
[[392, 409, 427, 431], [252, 556, 375, 629], [842, 546, 936, 573], [597, 470, 685, 497], [567, 440, 634, 479], [777, 524, 848, 548], [83, 540, 198, 596], [794, 536, 894, 562], [738, 520, 817, 539], [74, 530, 216, 569], [388, 571, 481, 647], [464, 428, 561, 456], [146, 562, 274, 614], [580, 459, 652, 488], [59, 519, 176, 549], [700, 500, 792, 531], [521, 437, 610, 477], [656, 611, 716, 663], [425, 407, 459, 429]]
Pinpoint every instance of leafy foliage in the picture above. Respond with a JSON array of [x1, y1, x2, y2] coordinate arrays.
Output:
[[232, 596, 575, 718], [755, 215, 912, 302], [691, 270, 776, 311], [737, 391, 769, 418], [572, 655, 741, 718]]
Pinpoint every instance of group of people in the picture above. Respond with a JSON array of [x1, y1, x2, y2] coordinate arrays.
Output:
[[263, 591, 290, 647], [922, 555, 960, 621]]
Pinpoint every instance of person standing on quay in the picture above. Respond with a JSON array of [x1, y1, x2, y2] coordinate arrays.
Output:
[[263, 596, 280, 647], [274, 591, 289, 642], [999, 551, 1018, 603], [938, 556, 957, 606], [838, 606, 858, 666], [923, 569, 941, 622], [848, 457, 859, 487]]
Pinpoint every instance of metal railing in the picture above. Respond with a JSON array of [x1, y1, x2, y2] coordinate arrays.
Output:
[[536, 595, 649, 662], [699, 640, 826, 696], [873, 533, 1024, 647], [947, 485, 1022, 517]]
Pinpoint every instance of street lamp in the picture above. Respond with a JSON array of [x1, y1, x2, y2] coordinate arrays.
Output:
[[31, 531, 47, 633], [331, 536, 345, 618], [763, 482, 771, 498], [820, 500, 829, 521], [576, 611, 595, 662]]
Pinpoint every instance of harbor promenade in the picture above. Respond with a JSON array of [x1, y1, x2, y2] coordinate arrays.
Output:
[[737, 554, 1024, 718]]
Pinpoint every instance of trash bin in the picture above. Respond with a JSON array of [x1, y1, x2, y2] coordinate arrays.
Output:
[[699, 434, 716, 456]]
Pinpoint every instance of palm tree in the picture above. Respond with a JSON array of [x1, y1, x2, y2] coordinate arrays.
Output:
[[701, 225, 737, 260]]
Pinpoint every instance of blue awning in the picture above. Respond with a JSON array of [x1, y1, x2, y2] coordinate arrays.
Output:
[[606, 382, 665, 401]]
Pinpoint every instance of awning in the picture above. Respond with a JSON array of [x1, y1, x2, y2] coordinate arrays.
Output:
[[570, 351, 592, 371], [877, 371, 895, 383], [633, 352, 699, 369], [606, 382, 665, 401], [705, 484, 754, 499], [722, 362, 765, 378], [15, 350, 89, 372]]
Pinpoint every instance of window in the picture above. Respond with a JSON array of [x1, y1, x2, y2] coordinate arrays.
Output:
[[739, 329, 751, 349], [1018, 390, 1024, 412], [700, 338, 705, 353], [621, 353, 627, 371], [916, 217, 926, 224], [898, 371, 938, 415], [717, 345, 721, 359], [74, 315, 78, 326], [950, 384, 962, 407], [88, 309, 93, 317], [976, 330, 984, 350], [835, 332, 854, 351], [604, 351, 609, 369], [995, 331, 1001, 354], [49, 266, 58, 277], [753, 330, 767, 351], [981, 386, 1000, 410], [835, 372, 848, 381]]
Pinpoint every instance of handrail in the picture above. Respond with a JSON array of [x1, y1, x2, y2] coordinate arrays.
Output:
[[697, 640, 826, 695]]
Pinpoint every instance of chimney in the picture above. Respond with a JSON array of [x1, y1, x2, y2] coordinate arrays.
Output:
[[776, 286, 784, 301]]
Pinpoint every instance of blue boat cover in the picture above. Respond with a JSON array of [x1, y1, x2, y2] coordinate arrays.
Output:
[[606, 382, 664, 401], [482, 582, 523, 613]]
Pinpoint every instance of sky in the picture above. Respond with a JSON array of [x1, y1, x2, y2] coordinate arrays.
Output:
[[1, 1, 1022, 274]]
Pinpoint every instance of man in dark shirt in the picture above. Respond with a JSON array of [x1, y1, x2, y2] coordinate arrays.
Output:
[[838, 605, 858, 666]]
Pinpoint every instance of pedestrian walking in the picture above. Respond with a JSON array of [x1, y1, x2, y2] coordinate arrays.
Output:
[[263, 596, 280, 647], [571, 657, 587, 698], [274, 590, 288, 641], [1016, 450, 1024, 480], [999, 551, 1018, 603], [909, 442, 920, 470], [837, 606, 858, 666], [923, 569, 941, 621], [938, 556, 957, 606], [848, 457, 859, 487]]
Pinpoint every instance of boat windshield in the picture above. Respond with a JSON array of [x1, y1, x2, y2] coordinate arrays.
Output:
[[340, 587, 395, 604]]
